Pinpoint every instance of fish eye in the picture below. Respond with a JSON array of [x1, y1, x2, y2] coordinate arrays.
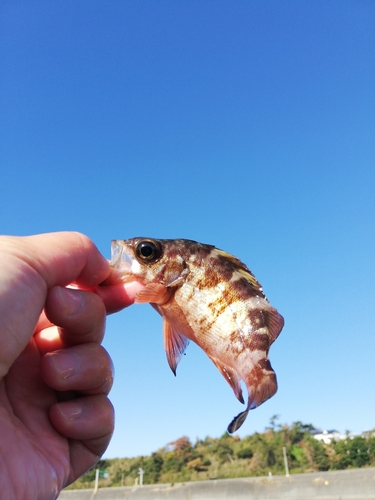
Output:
[[135, 239, 162, 263]]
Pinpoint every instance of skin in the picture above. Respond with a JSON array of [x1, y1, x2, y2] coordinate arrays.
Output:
[[0, 232, 143, 500]]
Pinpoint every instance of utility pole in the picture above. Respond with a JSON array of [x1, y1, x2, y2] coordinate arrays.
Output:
[[283, 447, 290, 477], [93, 469, 99, 494], [138, 468, 144, 486]]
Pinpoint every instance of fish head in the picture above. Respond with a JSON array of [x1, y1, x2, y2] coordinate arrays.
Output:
[[108, 237, 189, 287]]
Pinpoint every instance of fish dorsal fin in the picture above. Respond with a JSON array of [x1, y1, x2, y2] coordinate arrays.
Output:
[[236, 267, 265, 297], [135, 283, 173, 305], [215, 249, 265, 298], [208, 355, 244, 404], [163, 319, 190, 375], [265, 309, 285, 344]]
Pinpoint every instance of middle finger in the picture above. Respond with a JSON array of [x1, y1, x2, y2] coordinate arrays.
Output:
[[44, 286, 107, 346], [41, 343, 114, 395]]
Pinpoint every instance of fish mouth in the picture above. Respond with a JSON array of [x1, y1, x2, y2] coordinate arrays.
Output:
[[101, 240, 135, 285], [110, 240, 134, 271]]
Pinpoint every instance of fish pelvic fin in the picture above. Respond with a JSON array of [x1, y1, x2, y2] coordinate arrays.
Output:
[[227, 360, 278, 434], [163, 319, 189, 375], [208, 355, 244, 404]]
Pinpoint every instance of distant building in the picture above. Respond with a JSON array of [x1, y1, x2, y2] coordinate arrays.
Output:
[[313, 429, 345, 444], [362, 430, 375, 439]]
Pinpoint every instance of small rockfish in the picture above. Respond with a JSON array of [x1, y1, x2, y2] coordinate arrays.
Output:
[[106, 238, 284, 433]]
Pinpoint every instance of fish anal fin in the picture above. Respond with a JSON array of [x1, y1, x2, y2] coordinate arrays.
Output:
[[208, 356, 244, 404], [135, 283, 172, 305], [163, 319, 189, 375]]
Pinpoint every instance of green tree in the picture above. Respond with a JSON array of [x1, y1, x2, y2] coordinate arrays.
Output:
[[266, 414, 281, 431], [143, 453, 164, 484], [347, 437, 370, 468], [306, 436, 329, 471], [330, 437, 370, 469], [368, 436, 375, 462], [237, 448, 253, 459], [212, 441, 234, 464]]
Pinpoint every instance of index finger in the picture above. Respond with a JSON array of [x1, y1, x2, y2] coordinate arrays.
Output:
[[0, 232, 110, 377], [20, 232, 111, 288]]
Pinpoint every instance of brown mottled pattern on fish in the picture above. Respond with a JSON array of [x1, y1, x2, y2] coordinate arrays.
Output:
[[106, 237, 284, 433]]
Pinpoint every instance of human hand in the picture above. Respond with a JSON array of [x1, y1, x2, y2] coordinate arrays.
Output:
[[0, 232, 142, 500]]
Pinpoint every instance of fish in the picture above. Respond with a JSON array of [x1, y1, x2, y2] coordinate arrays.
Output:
[[105, 237, 284, 433]]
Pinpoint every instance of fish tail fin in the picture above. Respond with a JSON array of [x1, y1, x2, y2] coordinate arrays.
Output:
[[227, 410, 249, 434], [227, 361, 277, 434]]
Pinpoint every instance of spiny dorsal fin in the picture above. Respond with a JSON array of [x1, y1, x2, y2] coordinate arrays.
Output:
[[215, 249, 265, 298]]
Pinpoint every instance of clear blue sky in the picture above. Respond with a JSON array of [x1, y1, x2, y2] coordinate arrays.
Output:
[[1, 1, 374, 459]]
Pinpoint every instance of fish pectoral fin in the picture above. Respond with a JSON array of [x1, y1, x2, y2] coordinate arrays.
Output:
[[208, 356, 244, 404], [135, 283, 173, 305], [163, 319, 190, 375]]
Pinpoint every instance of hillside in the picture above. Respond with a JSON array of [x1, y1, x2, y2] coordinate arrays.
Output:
[[66, 419, 375, 490]]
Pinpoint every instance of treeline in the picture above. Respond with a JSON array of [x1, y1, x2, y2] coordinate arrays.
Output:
[[67, 418, 375, 490]]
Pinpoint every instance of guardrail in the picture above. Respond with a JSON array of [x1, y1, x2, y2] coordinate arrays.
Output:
[[59, 467, 375, 500]]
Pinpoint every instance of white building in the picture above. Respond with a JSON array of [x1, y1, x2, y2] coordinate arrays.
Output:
[[313, 429, 345, 444]]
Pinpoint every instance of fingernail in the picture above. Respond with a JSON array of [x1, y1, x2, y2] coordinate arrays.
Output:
[[57, 286, 84, 316], [49, 351, 80, 379], [56, 401, 84, 421]]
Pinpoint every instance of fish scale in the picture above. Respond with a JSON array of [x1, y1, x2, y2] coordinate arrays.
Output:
[[105, 237, 284, 433]]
